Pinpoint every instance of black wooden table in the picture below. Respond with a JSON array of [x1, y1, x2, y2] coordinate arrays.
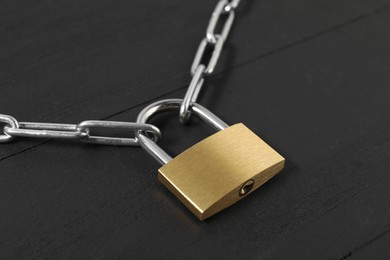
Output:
[[1, 1, 390, 259]]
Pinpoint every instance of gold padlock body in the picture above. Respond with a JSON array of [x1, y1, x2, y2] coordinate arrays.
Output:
[[158, 123, 285, 220]]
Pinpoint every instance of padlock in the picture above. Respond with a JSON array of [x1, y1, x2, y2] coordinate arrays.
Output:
[[136, 99, 285, 220]]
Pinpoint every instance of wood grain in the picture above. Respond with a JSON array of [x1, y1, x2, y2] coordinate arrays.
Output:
[[0, 0, 390, 259]]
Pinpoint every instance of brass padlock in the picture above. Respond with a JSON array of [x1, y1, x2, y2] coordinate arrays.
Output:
[[136, 99, 285, 220]]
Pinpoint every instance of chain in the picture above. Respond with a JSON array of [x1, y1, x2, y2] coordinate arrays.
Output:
[[0, 0, 241, 146], [179, 0, 241, 123], [0, 114, 161, 146]]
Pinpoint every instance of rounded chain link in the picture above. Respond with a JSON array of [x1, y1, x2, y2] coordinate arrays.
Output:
[[180, 0, 241, 123], [1, 0, 242, 148], [206, 0, 235, 44], [180, 64, 206, 123], [0, 114, 19, 143], [0, 114, 161, 146]]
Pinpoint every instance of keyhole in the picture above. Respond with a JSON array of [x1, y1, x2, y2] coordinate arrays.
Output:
[[239, 179, 254, 196]]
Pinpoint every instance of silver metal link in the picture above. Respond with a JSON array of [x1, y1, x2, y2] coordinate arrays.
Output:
[[0, 114, 19, 143], [0, 115, 161, 146], [206, 0, 235, 43], [182, 0, 241, 124], [1, 0, 243, 167], [77, 120, 160, 146], [180, 64, 206, 123], [191, 35, 224, 76], [4, 122, 87, 139]]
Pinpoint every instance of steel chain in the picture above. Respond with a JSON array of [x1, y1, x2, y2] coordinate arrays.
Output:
[[0, 114, 161, 146], [0, 0, 242, 146], [180, 0, 241, 123]]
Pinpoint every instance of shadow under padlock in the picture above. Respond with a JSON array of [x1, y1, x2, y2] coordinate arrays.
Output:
[[136, 99, 285, 220]]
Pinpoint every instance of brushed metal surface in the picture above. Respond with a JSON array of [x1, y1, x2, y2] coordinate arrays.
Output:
[[158, 123, 285, 220]]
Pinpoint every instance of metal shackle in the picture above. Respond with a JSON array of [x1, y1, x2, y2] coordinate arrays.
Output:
[[136, 99, 229, 165]]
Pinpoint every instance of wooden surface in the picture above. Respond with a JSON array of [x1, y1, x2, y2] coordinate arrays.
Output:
[[1, 0, 390, 259]]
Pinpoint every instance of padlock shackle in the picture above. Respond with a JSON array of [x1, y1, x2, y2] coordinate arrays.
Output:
[[136, 99, 229, 165]]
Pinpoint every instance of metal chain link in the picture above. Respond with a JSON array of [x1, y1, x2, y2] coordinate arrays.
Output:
[[180, 0, 241, 123], [0, 0, 242, 148], [0, 114, 161, 146]]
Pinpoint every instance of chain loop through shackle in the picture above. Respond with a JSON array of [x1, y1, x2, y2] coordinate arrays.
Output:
[[180, 0, 241, 124], [0, 114, 161, 146], [136, 99, 229, 165], [0, 114, 19, 143], [1, 0, 242, 148]]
